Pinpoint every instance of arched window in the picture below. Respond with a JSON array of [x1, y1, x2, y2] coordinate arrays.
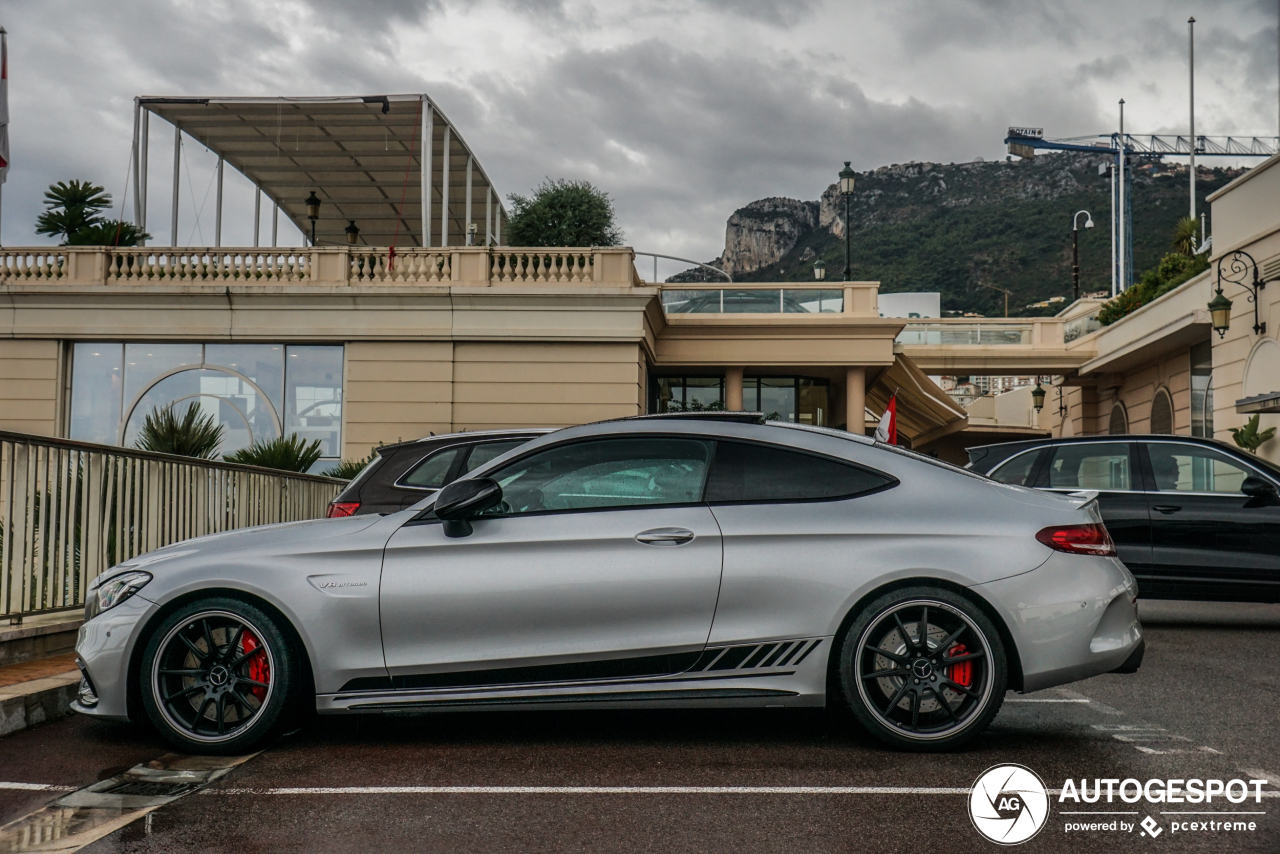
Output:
[[1109, 402, 1128, 435], [1149, 389, 1174, 435]]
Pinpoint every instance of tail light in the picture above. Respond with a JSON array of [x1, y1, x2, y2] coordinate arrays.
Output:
[[1035, 523, 1116, 557], [327, 502, 360, 518]]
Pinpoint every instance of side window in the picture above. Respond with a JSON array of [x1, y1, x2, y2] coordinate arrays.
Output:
[[463, 440, 529, 474], [989, 450, 1043, 487], [1147, 444, 1251, 494], [1044, 443, 1132, 491], [703, 441, 892, 503], [486, 437, 714, 515], [400, 447, 462, 490]]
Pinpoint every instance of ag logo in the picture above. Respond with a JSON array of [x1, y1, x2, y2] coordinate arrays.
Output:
[[969, 764, 1050, 845]]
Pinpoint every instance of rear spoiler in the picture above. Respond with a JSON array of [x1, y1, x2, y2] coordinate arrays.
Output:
[[1064, 490, 1101, 512]]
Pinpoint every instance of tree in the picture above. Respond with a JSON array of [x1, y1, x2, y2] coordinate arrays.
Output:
[[66, 219, 150, 246], [1229, 414, 1276, 455], [1171, 216, 1202, 258], [134, 402, 225, 460], [225, 434, 324, 473], [507, 179, 624, 247], [35, 180, 113, 242]]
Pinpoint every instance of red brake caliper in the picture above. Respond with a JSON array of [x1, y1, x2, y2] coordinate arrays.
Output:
[[239, 631, 270, 701], [947, 643, 972, 688]]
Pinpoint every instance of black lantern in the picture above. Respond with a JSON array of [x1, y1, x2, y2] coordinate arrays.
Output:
[[813, 259, 826, 281], [838, 161, 856, 282], [1031, 380, 1046, 413], [345, 220, 360, 245], [838, 162, 857, 195], [304, 190, 322, 245], [1208, 286, 1233, 338]]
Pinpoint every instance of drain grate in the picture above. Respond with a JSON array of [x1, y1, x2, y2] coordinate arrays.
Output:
[[98, 780, 202, 798]]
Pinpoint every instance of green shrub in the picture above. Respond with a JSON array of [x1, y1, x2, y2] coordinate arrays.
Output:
[[1098, 252, 1208, 326], [321, 453, 376, 480], [225, 434, 324, 473], [134, 402, 224, 459]]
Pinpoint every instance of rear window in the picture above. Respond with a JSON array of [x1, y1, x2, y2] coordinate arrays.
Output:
[[1045, 443, 1133, 491], [400, 447, 462, 489], [703, 441, 892, 503], [989, 450, 1042, 486], [464, 440, 529, 473]]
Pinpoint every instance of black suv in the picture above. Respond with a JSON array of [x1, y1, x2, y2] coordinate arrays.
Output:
[[328, 429, 554, 517], [967, 435, 1280, 603]]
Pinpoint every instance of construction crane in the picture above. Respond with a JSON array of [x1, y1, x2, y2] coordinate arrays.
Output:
[[1005, 127, 1280, 295]]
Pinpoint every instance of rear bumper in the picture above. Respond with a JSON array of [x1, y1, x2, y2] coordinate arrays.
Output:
[[975, 552, 1142, 693], [1110, 637, 1145, 674]]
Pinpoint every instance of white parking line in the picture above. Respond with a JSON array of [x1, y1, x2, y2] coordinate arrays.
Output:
[[205, 785, 980, 795], [1005, 698, 1092, 703], [0, 782, 76, 791]]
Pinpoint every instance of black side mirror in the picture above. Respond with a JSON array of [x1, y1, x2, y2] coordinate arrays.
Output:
[[1241, 475, 1279, 500], [434, 477, 503, 538]]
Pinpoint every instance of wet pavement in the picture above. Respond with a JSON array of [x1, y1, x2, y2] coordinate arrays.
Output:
[[2, 600, 1278, 853]]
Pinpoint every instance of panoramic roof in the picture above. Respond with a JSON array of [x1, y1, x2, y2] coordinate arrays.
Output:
[[139, 95, 506, 247]]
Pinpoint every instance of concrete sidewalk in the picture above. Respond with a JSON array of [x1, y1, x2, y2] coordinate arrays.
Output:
[[0, 653, 81, 736]]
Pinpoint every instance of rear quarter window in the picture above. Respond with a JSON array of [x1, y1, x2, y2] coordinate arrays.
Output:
[[703, 441, 893, 503]]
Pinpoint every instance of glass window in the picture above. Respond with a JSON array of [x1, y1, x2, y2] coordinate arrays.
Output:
[[1147, 444, 1251, 494], [487, 438, 714, 514], [652, 377, 724, 413], [464, 440, 529, 473], [1045, 443, 1132, 491], [401, 448, 461, 489], [122, 343, 202, 407], [69, 344, 123, 445], [989, 450, 1041, 487], [285, 345, 343, 459], [703, 441, 892, 503], [1190, 340, 1213, 439], [205, 344, 285, 415]]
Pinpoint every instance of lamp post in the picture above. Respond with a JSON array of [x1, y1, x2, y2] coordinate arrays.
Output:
[[304, 191, 321, 246], [1031, 379, 1046, 413], [345, 221, 360, 245], [839, 162, 856, 281], [1211, 249, 1272, 337], [813, 259, 826, 281], [1072, 210, 1094, 302]]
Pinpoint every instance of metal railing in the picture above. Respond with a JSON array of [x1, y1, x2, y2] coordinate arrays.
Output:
[[896, 322, 1033, 346], [0, 432, 346, 621], [662, 287, 845, 314]]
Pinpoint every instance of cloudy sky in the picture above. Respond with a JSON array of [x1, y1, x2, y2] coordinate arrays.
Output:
[[1, 0, 1277, 274]]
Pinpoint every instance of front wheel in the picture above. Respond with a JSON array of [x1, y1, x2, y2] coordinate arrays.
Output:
[[139, 597, 301, 754], [838, 586, 1007, 751]]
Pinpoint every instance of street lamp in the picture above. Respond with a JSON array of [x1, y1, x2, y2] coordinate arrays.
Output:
[[813, 259, 826, 281], [1031, 379, 1046, 413], [304, 191, 322, 246], [1208, 286, 1233, 338], [1072, 210, 1094, 302], [345, 221, 360, 245], [839, 161, 856, 282], [1211, 250, 1270, 337]]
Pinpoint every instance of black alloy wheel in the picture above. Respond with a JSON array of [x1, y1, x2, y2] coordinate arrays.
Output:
[[141, 597, 300, 754], [840, 587, 1007, 750]]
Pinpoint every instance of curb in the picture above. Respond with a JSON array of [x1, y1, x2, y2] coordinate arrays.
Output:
[[0, 671, 82, 736]]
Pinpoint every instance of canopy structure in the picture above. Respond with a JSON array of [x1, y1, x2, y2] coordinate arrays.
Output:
[[135, 94, 506, 248], [865, 353, 968, 447]]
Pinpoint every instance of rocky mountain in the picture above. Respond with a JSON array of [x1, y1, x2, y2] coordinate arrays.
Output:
[[671, 153, 1243, 316]]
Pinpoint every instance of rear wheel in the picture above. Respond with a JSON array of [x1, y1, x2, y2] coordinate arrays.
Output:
[[140, 597, 301, 754], [839, 586, 1007, 751]]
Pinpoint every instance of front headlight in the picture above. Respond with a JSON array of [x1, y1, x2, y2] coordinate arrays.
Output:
[[84, 570, 152, 622]]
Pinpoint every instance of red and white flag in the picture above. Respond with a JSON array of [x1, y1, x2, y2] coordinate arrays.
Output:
[[874, 392, 897, 444], [0, 28, 8, 184]]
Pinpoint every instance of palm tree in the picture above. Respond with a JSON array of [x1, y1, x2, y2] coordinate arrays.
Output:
[[1171, 216, 1202, 258], [35, 180, 113, 243], [67, 219, 150, 247], [225, 434, 324, 473], [134, 402, 225, 460]]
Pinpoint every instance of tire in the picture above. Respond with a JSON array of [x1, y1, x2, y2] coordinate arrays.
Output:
[[838, 586, 1007, 751], [139, 596, 302, 755]]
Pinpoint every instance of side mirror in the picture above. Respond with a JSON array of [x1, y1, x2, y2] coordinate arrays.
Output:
[[1241, 475, 1279, 500], [434, 477, 503, 538]]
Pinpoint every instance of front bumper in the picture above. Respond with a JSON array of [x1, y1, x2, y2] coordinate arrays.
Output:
[[976, 551, 1142, 693], [71, 595, 159, 722]]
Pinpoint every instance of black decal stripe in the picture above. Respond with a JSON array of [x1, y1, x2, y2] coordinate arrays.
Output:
[[791, 639, 822, 665], [349, 687, 799, 711], [742, 643, 779, 668], [383, 652, 703, 692], [761, 642, 793, 668]]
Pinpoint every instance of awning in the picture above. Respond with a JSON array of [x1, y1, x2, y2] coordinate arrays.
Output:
[[865, 353, 968, 446], [138, 95, 505, 247], [1236, 392, 1280, 414]]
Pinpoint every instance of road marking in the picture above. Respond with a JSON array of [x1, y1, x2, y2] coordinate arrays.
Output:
[[206, 785, 982, 795], [0, 753, 256, 853], [1134, 746, 1223, 755], [1240, 768, 1280, 787], [1005, 698, 1091, 703]]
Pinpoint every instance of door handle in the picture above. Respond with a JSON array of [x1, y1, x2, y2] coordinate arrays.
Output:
[[1152, 505, 1182, 514], [635, 528, 695, 546]]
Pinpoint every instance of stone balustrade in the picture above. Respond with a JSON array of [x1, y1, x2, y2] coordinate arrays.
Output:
[[0, 246, 643, 289]]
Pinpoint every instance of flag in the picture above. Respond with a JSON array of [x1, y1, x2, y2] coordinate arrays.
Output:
[[874, 393, 897, 444], [0, 28, 8, 184]]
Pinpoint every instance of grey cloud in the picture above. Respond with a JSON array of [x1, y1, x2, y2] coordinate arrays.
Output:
[[693, 0, 818, 27]]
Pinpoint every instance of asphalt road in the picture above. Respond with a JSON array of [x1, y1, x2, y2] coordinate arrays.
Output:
[[2, 599, 1278, 853]]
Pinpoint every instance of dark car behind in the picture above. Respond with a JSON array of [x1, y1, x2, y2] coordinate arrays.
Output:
[[967, 434, 1280, 603], [328, 429, 554, 516]]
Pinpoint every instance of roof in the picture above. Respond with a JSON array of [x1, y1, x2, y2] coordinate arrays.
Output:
[[139, 95, 505, 247]]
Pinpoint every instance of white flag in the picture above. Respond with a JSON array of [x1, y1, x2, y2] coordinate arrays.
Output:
[[0, 28, 8, 184]]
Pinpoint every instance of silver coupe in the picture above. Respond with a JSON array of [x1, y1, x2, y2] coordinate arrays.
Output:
[[73, 414, 1143, 753]]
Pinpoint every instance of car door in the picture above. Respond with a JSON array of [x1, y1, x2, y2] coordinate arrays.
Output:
[[378, 435, 724, 688], [1140, 440, 1280, 601], [1035, 442, 1153, 574]]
